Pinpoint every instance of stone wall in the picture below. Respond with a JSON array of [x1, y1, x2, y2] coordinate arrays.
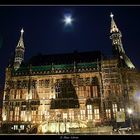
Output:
[[69, 126, 113, 134]]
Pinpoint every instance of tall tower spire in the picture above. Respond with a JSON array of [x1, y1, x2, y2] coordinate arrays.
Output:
[[17, 28, 24, 49], [110, 12, 119, 33], [14, 28, 25, 70], [109, 13, 135, 69], [110, 12, 125, 55]]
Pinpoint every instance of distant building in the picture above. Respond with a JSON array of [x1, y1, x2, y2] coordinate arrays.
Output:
[[2, 13, 140, 134]]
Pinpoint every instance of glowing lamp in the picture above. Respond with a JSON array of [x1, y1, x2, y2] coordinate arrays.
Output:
[[127, 108, 133, 114]]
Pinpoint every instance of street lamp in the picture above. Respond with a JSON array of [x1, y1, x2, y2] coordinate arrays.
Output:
[[127, 108, 134, 134], [127, 108, 133, 115]]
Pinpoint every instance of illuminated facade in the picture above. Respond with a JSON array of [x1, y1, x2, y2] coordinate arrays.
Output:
[[0, 88, 3, 129], [0, 107, 1, 129], [2, 13, 140, 134]]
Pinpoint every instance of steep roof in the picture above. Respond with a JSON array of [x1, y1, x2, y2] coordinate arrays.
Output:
[[27, 50, 102, 66]]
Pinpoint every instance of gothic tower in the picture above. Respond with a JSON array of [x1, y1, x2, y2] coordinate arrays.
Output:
[[14, 28, 25, 70], [110, 13, 135, 69]]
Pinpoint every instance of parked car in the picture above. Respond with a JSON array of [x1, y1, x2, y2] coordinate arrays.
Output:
[[113, 120, 131, 133], [114, 126, 131, 132]]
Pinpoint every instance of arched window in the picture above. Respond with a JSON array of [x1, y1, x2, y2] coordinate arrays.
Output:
[[87, 104, 92, 120], [86, 98, 93, 120]]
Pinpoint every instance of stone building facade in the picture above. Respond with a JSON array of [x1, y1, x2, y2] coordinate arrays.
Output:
[[2, 13, 140, 134]]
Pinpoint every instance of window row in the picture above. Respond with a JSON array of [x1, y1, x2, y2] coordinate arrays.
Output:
[[6, 77, 99, 89], [8, 104, 124, 121]]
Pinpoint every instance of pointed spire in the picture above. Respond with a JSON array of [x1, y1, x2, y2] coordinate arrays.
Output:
[[110, 12, 119, 33], [14, 28, 25, 70], [17, 28, 24, 49]]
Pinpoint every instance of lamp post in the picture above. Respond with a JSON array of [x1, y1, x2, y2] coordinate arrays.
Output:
[[127, 108, 134, 134]]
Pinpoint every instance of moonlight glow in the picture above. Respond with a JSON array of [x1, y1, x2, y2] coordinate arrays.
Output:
[[63, 14, 74, 26]]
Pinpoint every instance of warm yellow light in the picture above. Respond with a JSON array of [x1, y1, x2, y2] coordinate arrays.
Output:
[[127, 108, 133, 114], [25, 116, 27, 122], [29, 116, 31, 121], [42, 125, 46, 133], [3, 115, 6, 121], [2, 110, 7, 121]]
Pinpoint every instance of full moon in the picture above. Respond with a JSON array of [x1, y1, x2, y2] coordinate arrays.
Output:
[[63, 14, 74, 26]]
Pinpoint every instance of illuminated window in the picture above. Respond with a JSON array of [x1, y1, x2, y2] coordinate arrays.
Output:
[[32, 89, 37, 99], [94, 108, 100, 120], [20, 125, 24, 130], [63, 113, 67, 119], [106, 109, 111, 119], [2, 107, 7, 121], [10, 111, 13, 121], [80, 110, 85, 120], [120, 108, 124, 112], [87, 105, 92, 120], [69, 110, 74, 121], [20, 90, 26, 99], [14, 125, 18, 130], [21, 90, 26, 99], [38, 110, 43, 121], [113, 103, 117, 118], [16, 90, 20, 99], [10, 90, 15, 99], [44, 110, 49, 120], [86, 86, 90, 97], [92, 86, 98, 97], [78, 86, 84, 97], [21, 111, 26, 121], [15, 107, 19, 121], [32, 111, 37, 122]]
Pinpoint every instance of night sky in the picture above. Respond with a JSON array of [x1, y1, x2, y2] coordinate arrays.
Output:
[[0, 6, 140, 88]]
